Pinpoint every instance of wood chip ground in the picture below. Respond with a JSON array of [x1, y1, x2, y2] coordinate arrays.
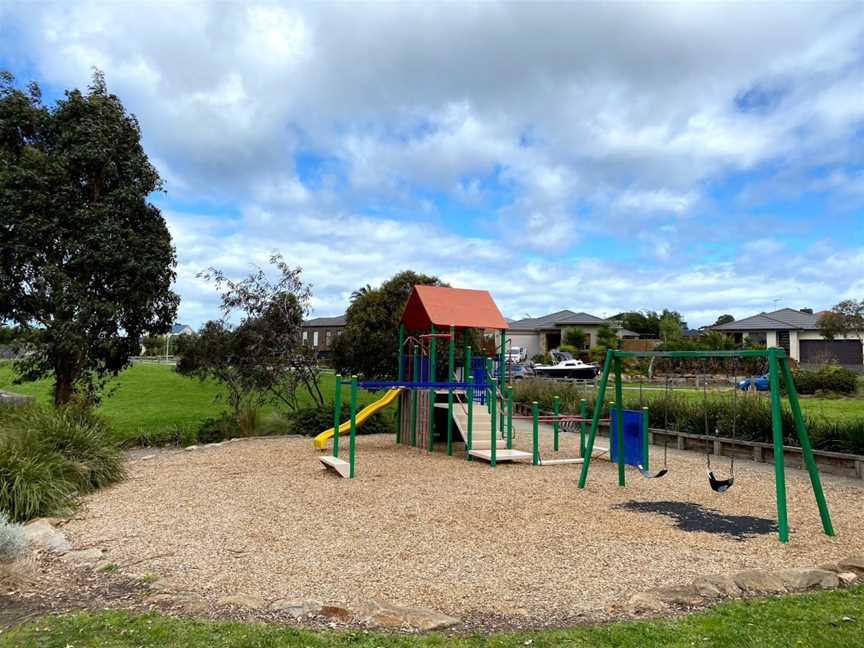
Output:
[[63, 422, 864, 627]]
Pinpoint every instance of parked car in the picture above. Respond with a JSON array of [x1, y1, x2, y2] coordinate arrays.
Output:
[[738, 374, 769, 391], [506, 346, 527, 363]]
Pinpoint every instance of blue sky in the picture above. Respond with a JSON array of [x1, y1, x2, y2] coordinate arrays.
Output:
[[1, 1, 862, 327]]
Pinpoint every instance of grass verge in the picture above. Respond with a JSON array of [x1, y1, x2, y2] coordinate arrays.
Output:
[[2, 586, 864, 647]]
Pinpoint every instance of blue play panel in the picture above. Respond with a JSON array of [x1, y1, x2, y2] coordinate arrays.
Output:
[[609, 409, 645, 467]]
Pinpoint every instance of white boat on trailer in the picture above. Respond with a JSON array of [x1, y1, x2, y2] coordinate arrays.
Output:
[[533, 352, 599, 380]]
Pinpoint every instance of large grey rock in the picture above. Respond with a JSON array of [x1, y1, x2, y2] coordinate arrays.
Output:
[[148, 592, 209, 614], [651, 584, 703, 607], [732, 569, 787, 594], [355, 601, 459, 631], [270, 599, 322, 618], [21, 519, 71, 553], [692, 574, 741, 598], [838, 555, 864, 576], [60, 548, 104, 564], [624, 592, 668, 613], [838, 572, 858, 586], [779, 568, 839, 591], [217, 594, 268, 610]]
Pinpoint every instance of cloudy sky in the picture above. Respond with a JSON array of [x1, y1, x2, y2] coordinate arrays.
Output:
[[1, 1, 862, 327]]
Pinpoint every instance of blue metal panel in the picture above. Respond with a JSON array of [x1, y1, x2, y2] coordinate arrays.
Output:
[[609, 409, 645, 467]]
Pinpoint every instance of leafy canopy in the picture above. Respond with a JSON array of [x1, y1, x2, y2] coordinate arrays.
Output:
[[819, 299, 864, 341], [332, 270, 444, 379], [176, 255, 323, 419], [0, 70, 178, 404]]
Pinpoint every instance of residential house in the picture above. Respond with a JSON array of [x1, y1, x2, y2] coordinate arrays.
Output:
[[507, 310, 638, 358], [170, 323, 194, 336], [301, 314, 346, 358], [712, 308, 864, 367]]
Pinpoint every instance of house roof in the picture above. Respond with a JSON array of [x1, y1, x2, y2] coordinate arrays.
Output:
[[508, 310, 606, 331], [400, 286, 507, 331], [713, 308, 822, 332], [618, 328, 640, 338], [170, 323, 192, 334], [304, 314, 347, 327]]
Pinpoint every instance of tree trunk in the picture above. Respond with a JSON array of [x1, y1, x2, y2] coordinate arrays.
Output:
[[53, 363, 77, 405]]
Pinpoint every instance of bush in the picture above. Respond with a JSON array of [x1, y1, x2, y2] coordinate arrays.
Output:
[[531, 353, 552, 364], [0, 405, 125, 522], [0, 511, 28, 562], [287, 402, 393, 437], [120, 425, 197, 449], [793, 366, 858, 395]]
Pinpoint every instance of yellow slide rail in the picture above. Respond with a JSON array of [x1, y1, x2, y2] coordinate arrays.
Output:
[[313, 387, 402, 450]]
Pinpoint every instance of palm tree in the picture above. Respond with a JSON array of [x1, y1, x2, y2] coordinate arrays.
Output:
[[350, 284, 373, 302]]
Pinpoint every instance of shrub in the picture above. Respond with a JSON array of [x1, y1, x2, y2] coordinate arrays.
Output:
[[531, 353, 552, 364], [0, 511, 28, 562], [120, 425, 197, 449], [0, 511, 29, 562], [0, 405, 125, 522], [287, 402, 393, 437], [793, 366, 858, 395]]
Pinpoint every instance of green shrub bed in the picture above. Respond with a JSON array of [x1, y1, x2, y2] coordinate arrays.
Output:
[[0, 404, 125, 522], [513, 379, 864, 456], [793, 365, 859, 395]]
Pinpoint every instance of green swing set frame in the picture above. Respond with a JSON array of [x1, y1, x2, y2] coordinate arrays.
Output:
[[577, 347, 834, 544]]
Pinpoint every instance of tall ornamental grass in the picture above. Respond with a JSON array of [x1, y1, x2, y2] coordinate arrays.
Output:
[[0, 404, 125, 522]]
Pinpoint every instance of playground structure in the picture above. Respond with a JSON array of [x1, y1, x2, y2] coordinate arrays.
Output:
[[577, 347, 835, 544], [316, 285, 639, 476]]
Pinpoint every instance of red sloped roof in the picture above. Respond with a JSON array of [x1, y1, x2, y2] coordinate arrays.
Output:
[[400, 285, 508, 331]]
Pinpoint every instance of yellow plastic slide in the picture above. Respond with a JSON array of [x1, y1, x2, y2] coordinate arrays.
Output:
[[313, 388, 402, 450]]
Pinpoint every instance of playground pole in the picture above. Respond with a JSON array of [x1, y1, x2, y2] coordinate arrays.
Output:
[[642, 406, 650, 471], [553, 395, 560, 452], [500, 329, 507, 435], [396, 324, 404, 444], [447, 325, 455, 456], [486, 357, 492, 414], [490, 376, 497, 467], [779, 354, 834, 536], [467, 372, 474, 461], [767, 348, 790, 543], [411, 345, 419, 447], [349, 375, 358, 479], [578, 349, 614, 489], [429, 325, 437, 452], [615, 355, 625, 487], [532, 401, 539, 465], [506, 385, 513, 450], [332, 374, 342, 458], [579, 399, 587, 457]]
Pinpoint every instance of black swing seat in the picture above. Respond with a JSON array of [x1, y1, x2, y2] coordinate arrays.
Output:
[[638, 465, 668, 479], [708, 471, 734, 493]]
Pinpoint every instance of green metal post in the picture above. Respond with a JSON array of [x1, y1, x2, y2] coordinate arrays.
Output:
[[447, 325, 455, 456], [579, 398, 587, 458], [506, 385, 513, 450], [490, 376, 497, 467], [779, 355, 834, 536], [615, 356, 625, 487], [486, 357, 492, 414], [500, 330, 507, 434], [429, 326, 437, 452], [396, 325, 404, 444], [467, 373, 474, 461], [465, 345, 472, 387], [411, 346, 419, 447], [332, 374, 342, 458], [578, 349, 614, 488], [768, 348, 790, 543], [532, 401, 539, 465], [642, 406, 650, 471], [348, 375, 358, 479], [553, 395, 560, 452]]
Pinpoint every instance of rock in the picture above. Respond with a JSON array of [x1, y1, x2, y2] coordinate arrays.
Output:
[[692, 574, 741, 598], [60, 548, 104, 564], [838, 555, 864, 576], [779, 568, 839, 591], [624, 592, 668, 613], [149, 592, 209, 614], [21, 519, 71, 553], [651, 584, 703, 607], [818, 562, 841, 573], [732, 569, 787, 594], [355, 601, 459, 631], [838, 572, 858, 586], [140, 455, 156, 461], [184, 445, 199, 451], [269, 599, 322, 618], [217, 594, 268, 610], [319, 604, 354, 623]]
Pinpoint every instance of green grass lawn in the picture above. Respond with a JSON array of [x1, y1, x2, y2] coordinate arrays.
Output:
[[4, 586, 864, 647], [0, 362, 385, 444]]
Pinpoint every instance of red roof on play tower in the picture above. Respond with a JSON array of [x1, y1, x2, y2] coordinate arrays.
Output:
[[400, 285, 508, 331]]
